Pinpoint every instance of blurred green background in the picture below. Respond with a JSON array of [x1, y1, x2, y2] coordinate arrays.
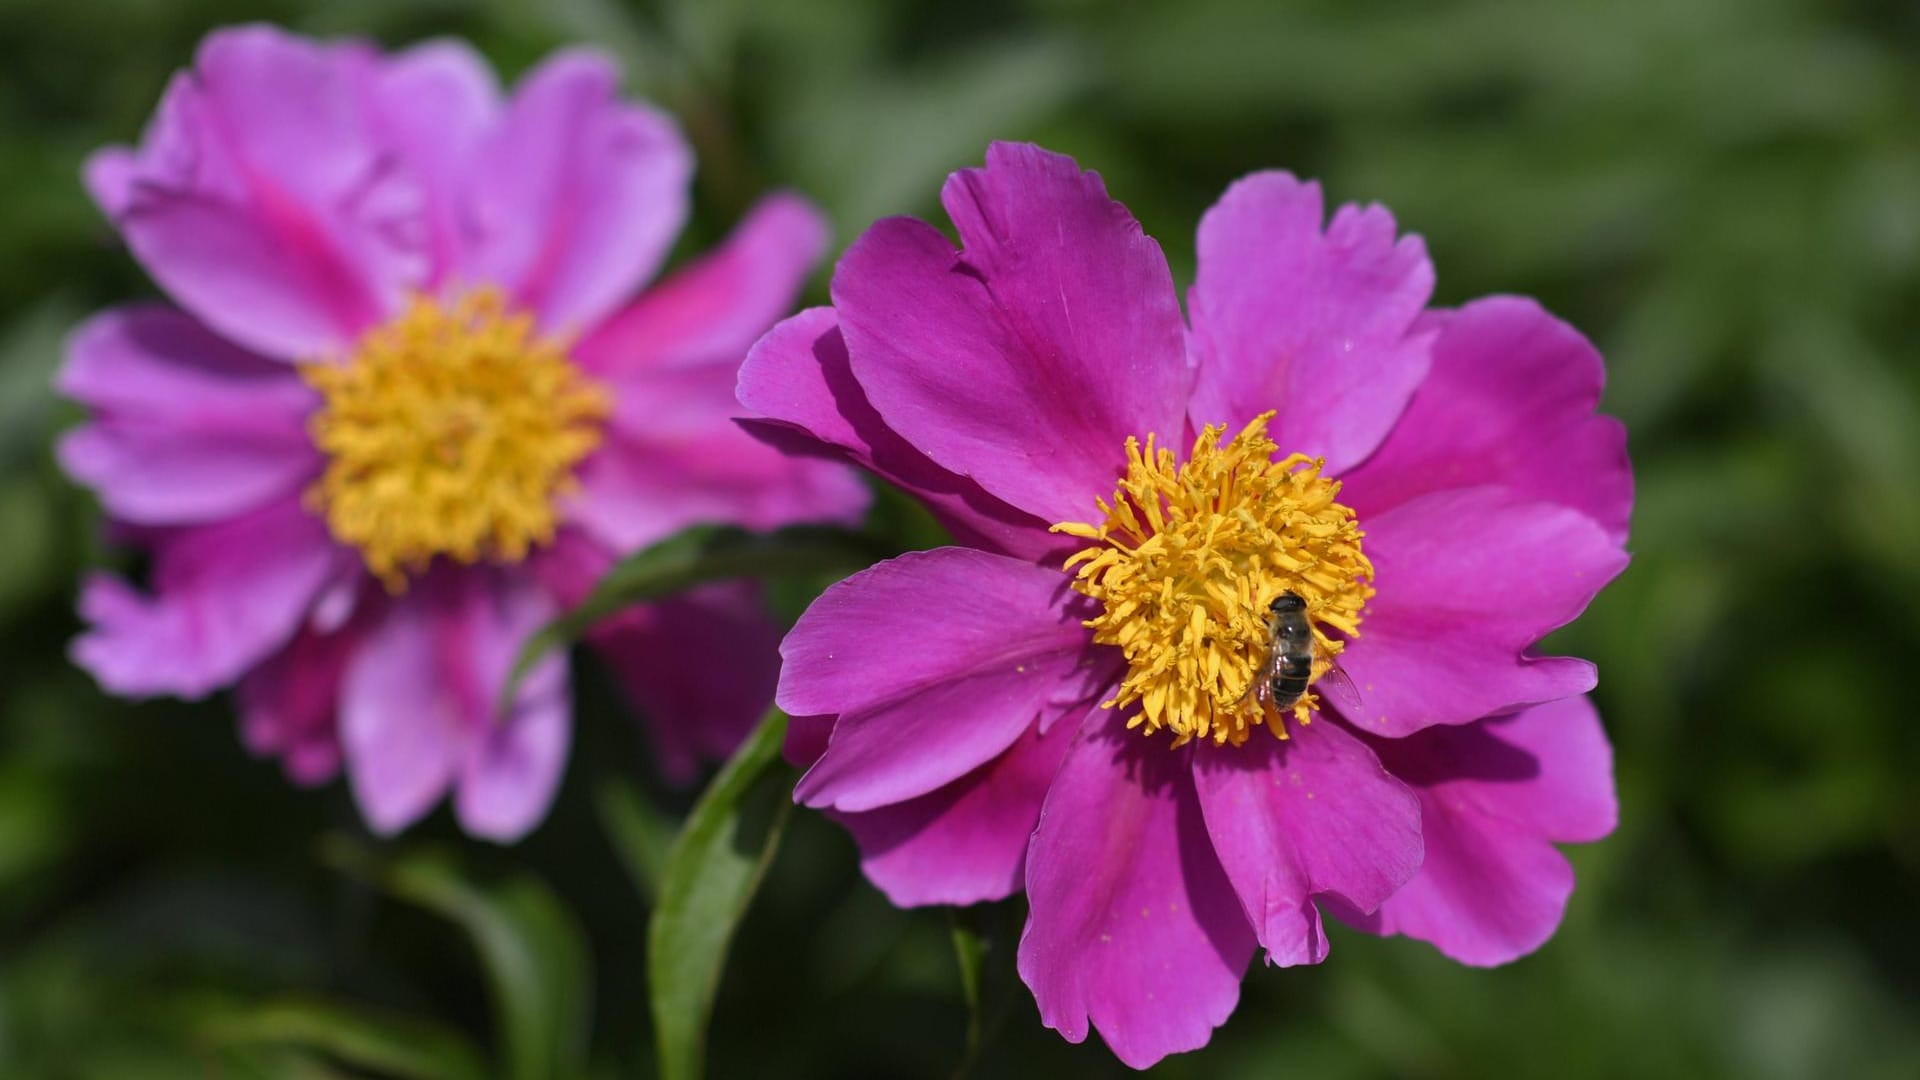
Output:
[[2, 0, 1917, 1076]]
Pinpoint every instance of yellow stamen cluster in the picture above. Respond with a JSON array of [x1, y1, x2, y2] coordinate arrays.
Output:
[[1052, 412, 1373, 747], [303, 290, 611, 591]]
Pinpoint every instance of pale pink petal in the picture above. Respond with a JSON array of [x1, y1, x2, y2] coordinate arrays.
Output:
[[1340, 296, 1633, 542], [1336, 697, 1616, 965], [832, 142, 1189, 526], [1337, 489, 1628, 737], [782, 548, 1100, 812], [1018, 710, 1256, 1069], [459, 50, 692, 333], [1191, 719, 1422, 967], [56, 306, 318, 524], [1186, 172, 1434, 474], [71, 495, 346, 699], [736, 308, 1059, 559]]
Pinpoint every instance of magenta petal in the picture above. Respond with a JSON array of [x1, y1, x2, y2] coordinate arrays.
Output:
[[567, 363, 870, 553], [461, 50, 691, 334], [590, 579, 782, 781], [736, 309, 1058, 559], [837, 714, 1077, 907], [833, 143, 1189, 526], [1340, 296, 1633, 542], [1339, 696, 1616, 965], [1338, 489, 1628, 737], [1191, 719, 1422, 967], [56, 306, 319, 524], [1018, 711, 1256, 1069], [71, 495, 344, 699], [783, 548, 1097, 811], [236, 619, 362, 787], [576, 193, 828, 378], [102, 27, 424, 358], [782, 713, 834, 770], [1187, 172, 1434, 474]]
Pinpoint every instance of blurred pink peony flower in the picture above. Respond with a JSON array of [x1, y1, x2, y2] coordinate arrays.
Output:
[[740, 142, 1631, 1067], [60, 25, 867, 841]]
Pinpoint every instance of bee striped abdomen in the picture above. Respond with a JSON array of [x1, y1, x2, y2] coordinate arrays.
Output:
[[1264, 592, 1316, 709]]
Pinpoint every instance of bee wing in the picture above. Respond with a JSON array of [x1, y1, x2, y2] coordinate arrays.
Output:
[[1317, 661, 1363, 711]]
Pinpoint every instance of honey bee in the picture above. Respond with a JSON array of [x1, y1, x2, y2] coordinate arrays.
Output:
[[1248, 591, 1359, 716]]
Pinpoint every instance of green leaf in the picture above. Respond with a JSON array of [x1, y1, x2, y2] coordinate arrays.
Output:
[[597, 777, 679, 906], [323, 843, 591, 1080], [201, 997, 490, 1080], [649, 709, 794, 1080], [501, 525, 886, 713], [949, 912, 986, 1071]]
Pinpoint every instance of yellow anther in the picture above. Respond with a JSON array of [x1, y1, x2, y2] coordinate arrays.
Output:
[[1052, 413, 1373, 746], [303, 290, 611, 591]]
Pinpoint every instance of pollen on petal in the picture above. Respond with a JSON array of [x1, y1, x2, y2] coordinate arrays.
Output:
[[1052, 413, 1373, 747]]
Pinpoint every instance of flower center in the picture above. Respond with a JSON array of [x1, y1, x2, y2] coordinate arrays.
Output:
[[1052, 412, 1373, 747], [302, 290, 611, 591]]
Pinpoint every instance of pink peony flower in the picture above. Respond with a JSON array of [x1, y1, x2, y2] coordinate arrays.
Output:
[[739, 142, 1632, 1067], [59, 25, 867, 841]]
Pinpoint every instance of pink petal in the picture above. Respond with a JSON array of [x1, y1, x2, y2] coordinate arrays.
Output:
[[71, 494, 345, 699], [370, 39, 502, 278], [782, 713, 835, 770], [1018, 711, 1256, 1070], [836, 714, 1078, 907], [1186, 172, 1434, 474], [832, 142, 1189, 526], [782, 548, 1100, 812], [341, 572, 571, 840], [84, 148, 137, 218], [1337, 696, 1616, 965], [1338, 489, 1628, 738], [99, 26, 425, 358], [736, 308, 1059, 559], [567, 360, 870, 553], [562, 205, 872, 552], [460, 50, 691, 334], [452, 580, 571, 842], [56, 306, 319, 524], [1190, 719, 1422, 967], [576, 193, 828, 379], [1340, 296, 1633, 543], [339, 594, 462, 835], [236, 617, 366, 787], [590, 579, 783, 782]]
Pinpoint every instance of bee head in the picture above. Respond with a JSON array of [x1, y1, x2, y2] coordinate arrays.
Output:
[[1267, 592, 1307, 615]]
